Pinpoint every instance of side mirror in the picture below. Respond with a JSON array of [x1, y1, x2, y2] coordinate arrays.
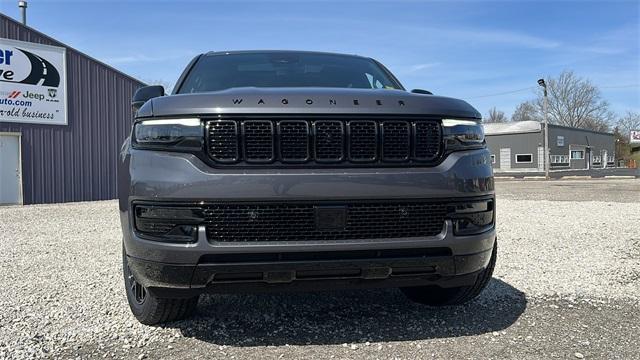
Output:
[[132, 85, 165, 112], [411, 89, 433, 95]]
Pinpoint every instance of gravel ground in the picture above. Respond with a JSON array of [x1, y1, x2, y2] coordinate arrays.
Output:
[[0, 179, 639, 359]]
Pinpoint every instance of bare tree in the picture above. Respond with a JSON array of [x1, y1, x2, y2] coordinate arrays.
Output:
[[617, 111, 640, 135], [533, 71, 614, 131], [484, 107, 508, 123], [140, 78, 174, 94], [511, 101, 540, 122]]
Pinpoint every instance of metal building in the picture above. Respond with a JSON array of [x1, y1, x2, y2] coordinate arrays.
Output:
[[484, 121, 615, 172], [0, 14, 144, 204]]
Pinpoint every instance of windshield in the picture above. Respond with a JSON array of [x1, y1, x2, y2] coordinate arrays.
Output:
[[177, 52, 402, 93]]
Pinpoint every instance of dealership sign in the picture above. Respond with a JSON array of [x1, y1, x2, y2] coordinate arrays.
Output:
[[631, 130, 640, 144], [0, 38, 67, 125]]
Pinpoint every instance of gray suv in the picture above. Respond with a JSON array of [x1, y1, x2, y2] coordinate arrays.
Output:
[[119, 51, 496, 325]]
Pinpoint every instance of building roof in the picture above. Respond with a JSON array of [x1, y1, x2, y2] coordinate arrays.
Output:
[[483, 120, 614, 136], [483, 121, 541, 135]]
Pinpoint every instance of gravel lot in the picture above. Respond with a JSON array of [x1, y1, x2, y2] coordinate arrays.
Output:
[[0, 179, 638, 359]]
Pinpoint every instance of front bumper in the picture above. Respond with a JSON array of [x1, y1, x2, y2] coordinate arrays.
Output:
[[126, 225, 495, 297], [119, 148, 495, 295]]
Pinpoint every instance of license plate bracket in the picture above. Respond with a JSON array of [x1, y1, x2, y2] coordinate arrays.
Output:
[[314, 206, 347, 231]]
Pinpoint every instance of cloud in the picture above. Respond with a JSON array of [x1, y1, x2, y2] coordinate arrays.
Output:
[[407, 63, 441, 73], [104, 55, 159, 64], [103, 51, 196, 65], [419, 27, 561, 49]]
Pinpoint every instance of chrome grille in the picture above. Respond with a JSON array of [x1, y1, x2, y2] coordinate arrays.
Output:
[[206, 117, 441, 166]]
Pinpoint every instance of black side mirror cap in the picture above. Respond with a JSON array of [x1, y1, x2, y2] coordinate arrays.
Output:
[[411, 89, 433, 95], [132, 85, 165, 112]]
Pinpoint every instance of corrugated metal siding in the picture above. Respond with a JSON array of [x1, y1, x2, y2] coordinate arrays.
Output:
[[1, 14, 144, 204]]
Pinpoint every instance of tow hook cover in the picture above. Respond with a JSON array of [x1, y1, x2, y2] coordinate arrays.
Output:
[[264, 271, 295, 283], [362, 267, 392, 279]]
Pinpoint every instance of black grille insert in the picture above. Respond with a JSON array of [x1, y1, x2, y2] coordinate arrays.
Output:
[[205, 118, 442, 166], [414, 122, 441, 160], [207, 121, 239, 162], [382, 121, 410, 161], [204, 201, 448, 242], [242, 120, 274, 162], [314, 121, 345, 162], [278, 121, 309, 161], [348, 121, 378, 161]]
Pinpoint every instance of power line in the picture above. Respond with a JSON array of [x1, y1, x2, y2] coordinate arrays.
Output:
[[467, 87, 535, 99], [600, 84, 639, 89], [467, 83, 639, 99]]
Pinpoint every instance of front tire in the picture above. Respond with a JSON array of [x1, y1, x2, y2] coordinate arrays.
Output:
[[123, 246, 199, 325], [401, 240, 497, 306]]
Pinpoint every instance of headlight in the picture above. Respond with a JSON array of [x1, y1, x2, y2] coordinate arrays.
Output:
[[132, 118, 203, 150], [442, 119, 485, 150]]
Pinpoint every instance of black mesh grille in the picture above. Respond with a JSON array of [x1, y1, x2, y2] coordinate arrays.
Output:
[[208, 121, 238, 162], [204, 201, 447, 242], [205, 118, 441, 166], [243, 121, 274, 162], [348, 121, 377, 161], [414, 122, 441, 160], [314, 121, 344, 162], [279, 121, 309, 161], [382, 121, 410, 161]]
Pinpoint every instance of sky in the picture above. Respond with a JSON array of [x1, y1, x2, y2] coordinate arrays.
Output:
[[1, 0, 638, 118]]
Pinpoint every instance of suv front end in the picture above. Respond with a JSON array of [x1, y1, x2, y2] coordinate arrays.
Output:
[[119, 51, 496, 324]]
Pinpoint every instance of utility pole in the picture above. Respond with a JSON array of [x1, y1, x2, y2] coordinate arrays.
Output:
[[538, 78, 550, 180], [18, 1, 28, 26]]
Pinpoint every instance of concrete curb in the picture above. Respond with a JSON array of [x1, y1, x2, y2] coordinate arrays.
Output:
[[494, 175, 639, 181], [560, 176, 592, 180]]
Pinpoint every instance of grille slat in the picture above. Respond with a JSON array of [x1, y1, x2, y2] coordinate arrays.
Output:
[[348, 121, 378, 161], [243, 121, 274, 162], [279, 121, 309, 161], [382, 121, 410, 161], [314, 121, 344, 162], [204, 201, 447, 242], [206, 118, 441, 166], [207, 121, 239, 162], [414, 122, 441, 160]]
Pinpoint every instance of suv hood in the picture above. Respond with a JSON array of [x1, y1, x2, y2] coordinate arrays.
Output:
[[142, 87, 481, 119]]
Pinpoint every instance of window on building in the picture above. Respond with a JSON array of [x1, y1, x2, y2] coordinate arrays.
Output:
[[607, 155, 615, 163], [515, 154, 533, 163], [490, 154, 496, 164], [592, 156, 602, 164], [550, 155, 569, 164], [570, 150, 584, 160], [557, 136, 565, 147]]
